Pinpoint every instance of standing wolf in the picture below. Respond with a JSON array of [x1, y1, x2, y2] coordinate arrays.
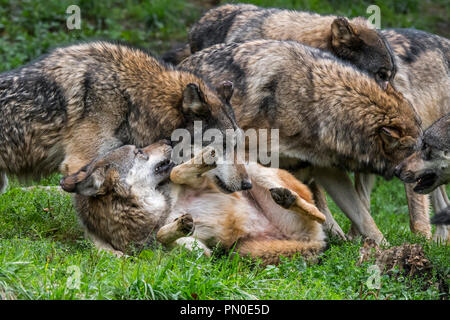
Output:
[[180, 40, 422, 244], [163, 3, 396, 88], [354, 28, 450, 240], [0, 41, 249, 193]]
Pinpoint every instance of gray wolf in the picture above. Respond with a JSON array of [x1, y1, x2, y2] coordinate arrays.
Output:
[[163, 3, 395, 89], [395, 114, 450, 241], [0, 41, 248, 194], [60, 141, 326, 264], [395, 114, 450, 196], [298, 28, 449, 242], [179, 39, 422, 244]]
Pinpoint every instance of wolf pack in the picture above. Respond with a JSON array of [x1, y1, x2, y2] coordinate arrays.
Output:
[[0, 3, 449, 264]]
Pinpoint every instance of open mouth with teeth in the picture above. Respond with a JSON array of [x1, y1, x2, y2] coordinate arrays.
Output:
[[413, 172, 438, 194], [155, 159, 175, 175], [213, 175, 235, 194]]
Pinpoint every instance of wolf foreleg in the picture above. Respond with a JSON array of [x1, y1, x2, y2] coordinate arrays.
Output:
[[404, 184, 432, 239], [312, 167, 387, 245], [170, 146, 216, 187]]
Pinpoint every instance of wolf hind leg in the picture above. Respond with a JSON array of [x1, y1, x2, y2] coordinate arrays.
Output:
[[403, 184, 432, 239], [156, 214, 194, 245], [269, 187, 326, 223], [156, 214, 211, 256], [245, 164, 326, 223], [347, 173, 377, 239], [0, 172, 8, 194], [308, 181, 346, 240]]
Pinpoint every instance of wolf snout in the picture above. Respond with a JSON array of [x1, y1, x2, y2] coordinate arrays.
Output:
[[241, 180, 252, 190], [394, 164, 416, 183], [60, 177, 76, 193]]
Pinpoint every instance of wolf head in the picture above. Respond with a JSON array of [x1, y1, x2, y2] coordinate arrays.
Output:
[[394, 114, 450, 194], [61, 140, 251, 198], [60, 141, 175, 197], [178, 79, 251, 193], [180, 80, 237, 136], [340, 84, 422, 179], [331, 17, 395, 89]]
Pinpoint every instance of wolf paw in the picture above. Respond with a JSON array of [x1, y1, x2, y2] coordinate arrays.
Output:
[[270, 187, 296, 209], [176, 214, 194, 235]]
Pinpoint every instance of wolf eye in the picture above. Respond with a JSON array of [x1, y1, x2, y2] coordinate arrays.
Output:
[[376, 70, 389, 81]]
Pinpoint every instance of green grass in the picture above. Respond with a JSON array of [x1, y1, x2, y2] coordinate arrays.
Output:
[[1, 176, 448, 300], [0, 0, 449, 300]]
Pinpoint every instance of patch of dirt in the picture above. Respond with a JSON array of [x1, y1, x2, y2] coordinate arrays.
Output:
[[357, 239, 448, 298]]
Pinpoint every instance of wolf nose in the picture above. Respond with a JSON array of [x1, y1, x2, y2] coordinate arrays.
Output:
[[60, 177, 75, 193], [241, 180, 252, 190]]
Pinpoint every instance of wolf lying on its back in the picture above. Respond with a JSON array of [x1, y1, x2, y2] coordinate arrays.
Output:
[[60, 141, 326, 264], [179, 40, 422, 244], [164, 3, 395, 88], [0, 41, 248, 194]]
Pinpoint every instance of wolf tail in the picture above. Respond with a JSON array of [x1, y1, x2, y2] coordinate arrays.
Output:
[[431, 206, 450, 225], [237, 239, 325, 265], [161, 44, 191, 65]]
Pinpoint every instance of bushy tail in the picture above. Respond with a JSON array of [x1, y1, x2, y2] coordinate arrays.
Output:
[[237, 239, 325, 265], [431, 206, 450, 225], [161, 44, 191, 65]]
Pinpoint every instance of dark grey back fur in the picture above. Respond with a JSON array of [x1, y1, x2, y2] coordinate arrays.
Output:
[[422, 113, 450, 151]]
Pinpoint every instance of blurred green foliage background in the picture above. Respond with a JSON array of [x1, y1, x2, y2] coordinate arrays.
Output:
[[0, 0, 448, 72]]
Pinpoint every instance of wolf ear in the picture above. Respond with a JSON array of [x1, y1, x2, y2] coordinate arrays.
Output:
[[216, 81, 234, 104], [60, 165, 108, 197], [182, 83, 207, 115], [380, 127, 401, 150], [331, 17, 360, 47]]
